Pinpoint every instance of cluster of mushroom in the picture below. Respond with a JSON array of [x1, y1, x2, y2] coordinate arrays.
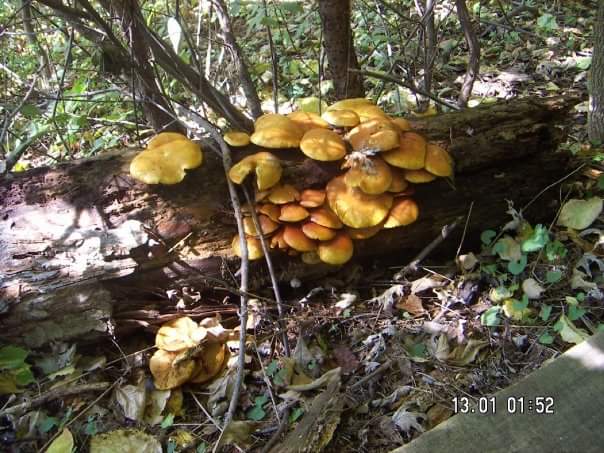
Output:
[[130, 132, 204, 184], [149, 317, 229, 390], [225, 98, 454, 266]]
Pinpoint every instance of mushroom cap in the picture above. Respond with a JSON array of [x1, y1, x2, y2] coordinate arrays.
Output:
[[155, 317, 207, 352], [326, 175, 393, 228], [283, 225, 318, 252], [287, 111, 329, 132], [299, 128, 347, 161], [390, 117, 412, 132], [147, 132, 189, 149], [321, 109, 360, 128], [327, 98, 373, 111], [299, 189, 326, 208], [231, 235, 264, 260], [346, 222, 384, 240], [425, 143, 454, 177], [267, 184, 300, 204], [388, 169, 410, 193], [243, 215, 280, 236], [269, 229, 288, 250], [352, 104, 389, 123], [150, 349, 196, 390], [404, 169, 437, 183], [345, 118, 400, 152], [257, 203, 281, 222], [344, 157, 393, 195], [382, 132, 427, 169], [223, 131, 251, 147], [228, 151, 282, 191], [189, 343, 227, 384], [383, 197, 419, 228], [309, 207, 343, 229], [251, 114, 303, 148], [318, 232, 354, 265], [301, 221, 337, 241], [130, 138, 203, 185], [279, 204, 310, 222]]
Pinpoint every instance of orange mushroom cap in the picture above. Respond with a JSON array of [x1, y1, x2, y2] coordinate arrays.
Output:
[[228, 152, 282, 191], [309, 206, 344, 229], [223, 131, 251, 147], [425, 143, 454, 177], [243, 215, 280, 237], [299, 189, 326, 208], [322, 109, 360, 128], [279, 204, 310, 222], [267, 184, 300, 204], [382, 132, 427, 170], [383, 198, 419, 228], [404, 169, 437, 183], [231, 235, 264, 260], [287, 111, 329, 132], [300, 128, 347, 161], [318, 232, 354, 265], [301, 221, 337, 241], [283, 225, 318, 252], [343, 156, 393, 195], [345, 118, 400, 152]]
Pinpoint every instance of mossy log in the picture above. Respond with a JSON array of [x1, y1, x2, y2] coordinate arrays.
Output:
[[0, 96, 577, 346]]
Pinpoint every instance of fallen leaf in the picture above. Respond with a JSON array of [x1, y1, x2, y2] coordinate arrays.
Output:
[[396, 294, 425, 315], [558, 198, 602, 230], [332, 345, 360, 374], [115, 383, 147, 422], [391, 407, 425, 435], [90, 429, 162, 453], [522, 278, 544, 299], [46, 428, 74, 453], [447, 339, 488, 366], [554, 314, 589, 345]]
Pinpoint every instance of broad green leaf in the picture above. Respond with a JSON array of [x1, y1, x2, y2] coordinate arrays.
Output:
[[493, 236, 522, 261], [538, 332, 555, 345], [289, 407, 304, 423], [568, 305, 586, 321], [503, 296, 531, 321], [46, 428, 74, 453], [554, 314, 589, 344], [489, 286, 514, 303], [265, 360, 279, 378], [481, 306, 502, 326], [0, 373, 20, 394], [575, 56, 592, 70], [85, 416, 98, 436], [546, 270, 562, 283], [480, 229, 496, 246], [160, 413, 175, 429], [545, 241, 567, 261], [557, 198, 603, 230], [521, 224, 549, 252], [508, 254, 528, 275], [196, 442, 208, 453], [0, 346, 29, 370], [537, 13, 558, 31], [539, 304, 552, 322]]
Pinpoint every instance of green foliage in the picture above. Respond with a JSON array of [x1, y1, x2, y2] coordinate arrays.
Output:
[[246, 394, 268, 421], [0, 345, 35, 394], [481, 306, 502, 327]]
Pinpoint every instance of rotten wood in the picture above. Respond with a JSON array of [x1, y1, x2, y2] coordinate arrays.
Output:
[[0, 96, 578, 346]]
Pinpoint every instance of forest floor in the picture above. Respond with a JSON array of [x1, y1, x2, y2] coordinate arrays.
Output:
[[1, 2, 603, 453]]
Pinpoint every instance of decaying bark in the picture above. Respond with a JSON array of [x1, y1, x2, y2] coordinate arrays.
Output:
[[0, 97, 577, 347]]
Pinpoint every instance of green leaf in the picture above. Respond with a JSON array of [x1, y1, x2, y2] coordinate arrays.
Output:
[[537, 13, 558, 31], [545, 270, 562, 283], [166, 440, 176, 453], [196, 442, 208, 453], [575, 56, 592, 70], [521, 224, 549, 252], [46, 428, 74, 453], [557, 198, 603, 230], [554, 314, 589, 344], [597, 175, 604, 190], [576, 292, 586, 302], [246, 405, 266, 421], [508, 255, 528, 275], [289, 407, 304, 423], [39, 415, 59, 434], [265, 360, 279, 377], [481, 306, 502, 326], [539, 304, 552, 322], [538, 332, 555, 345], [480, 229, 496, 246], [568, 305, 586, 321], [493, 237, 522, 261], [0, 346, 29, 370], [20, 103, 41, 118], [545, 240, 567, 261], [160, 413, 175, 429], [84, 416, 97, 436], [14, 366, 34, 386]]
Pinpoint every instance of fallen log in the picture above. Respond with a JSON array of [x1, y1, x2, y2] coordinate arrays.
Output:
[[0, 96, 577, 346]]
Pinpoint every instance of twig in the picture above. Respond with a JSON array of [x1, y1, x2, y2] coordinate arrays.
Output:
[[456, 201, 474, 259], [395, 217, 462, 280], [0, 382, 110, 416], [243, 187, 291, 356], [261, 407, 291, 453], [262, 0, 279, 114], [348, 359, 392, 390], [521, 164, 586, 213], [351, 68, 461, 111], [455, 0, 481, 108]]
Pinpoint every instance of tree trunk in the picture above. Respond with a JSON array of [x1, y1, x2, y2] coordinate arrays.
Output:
[[589, 0, 604, 142], [318, 0, 364, 99], [0, 97, 577, 347]]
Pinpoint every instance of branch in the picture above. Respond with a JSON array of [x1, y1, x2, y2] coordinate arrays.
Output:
[[456, 0, 481, 108]]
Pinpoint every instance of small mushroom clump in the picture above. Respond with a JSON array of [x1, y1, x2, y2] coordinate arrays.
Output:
[[225, 98, 454, 266], [130, 132, 203, 184], [149, 316, 230, 390]]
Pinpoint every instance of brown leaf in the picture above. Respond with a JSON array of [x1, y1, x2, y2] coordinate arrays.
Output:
[[396, 294, 425, 315], [332, 345, 360, 374]]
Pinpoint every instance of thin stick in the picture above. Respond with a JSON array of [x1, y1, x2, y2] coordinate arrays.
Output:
[[351, 68, 461, 111], [522, 164, 586, 213], [456, 201, 474, 259], [243, 187, 291, 356], [395, 217, 462, 280], [0, 382, 110, 416]]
